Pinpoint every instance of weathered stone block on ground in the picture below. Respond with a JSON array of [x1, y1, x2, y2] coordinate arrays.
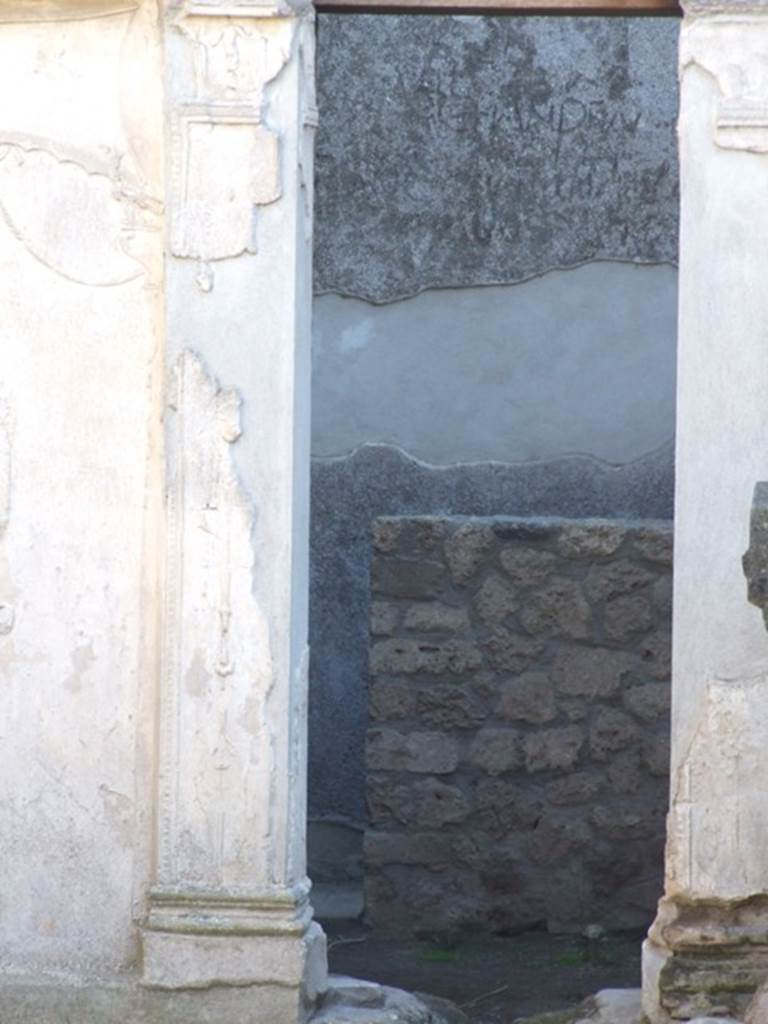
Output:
[[365, 516, 672, 937]]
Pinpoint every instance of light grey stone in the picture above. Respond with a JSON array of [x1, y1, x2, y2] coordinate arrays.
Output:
[[475, 573, 519, 626], [498, 671, 557, 724], [630, 526, 673, 565], [369, 680, 415, 722], [603, 594, 654, 642], [524, 725, 584, 773], [521, 578, 590, 639], [546, 772, 602, 806], [403, 603, 469, 634], [499, 545, 557, 586], [444, 523, 493, 584], [484, 627, 544, 673], [558, 523, 626, 559], [370, 638, 482, 676], [415, 684, 488, 730], [623, 681, 670, 722], [553, 647, 632, 699], [470, 728, 522, 776], [409, 778, 471, 828], [370, 601, 399, 637], [590, 708, 638, 761], [585, 560, 655, 602], [366, 729, 459, 774]]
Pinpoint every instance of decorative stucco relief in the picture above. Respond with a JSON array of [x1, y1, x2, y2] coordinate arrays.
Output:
[[172, 0, 310, 17], [168, 14, 292, 261], [681, 18, 768, 152], [159, 351, 274, 888], [0, 0, 138, 21], [0, 139, 160, 286]]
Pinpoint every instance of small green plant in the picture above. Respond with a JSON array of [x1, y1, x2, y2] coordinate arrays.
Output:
[[421, 945, 460, 963]]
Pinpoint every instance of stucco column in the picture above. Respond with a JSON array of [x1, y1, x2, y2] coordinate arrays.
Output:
[[642, 4, 768, 1020], [0, 2, 324, 1021]]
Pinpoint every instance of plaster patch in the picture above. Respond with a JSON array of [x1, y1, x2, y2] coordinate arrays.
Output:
[[667, 675, 768, 901], [159, 350, 274, 888]]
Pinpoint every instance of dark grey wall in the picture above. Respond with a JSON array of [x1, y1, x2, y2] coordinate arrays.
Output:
[[309, 16, 680, 824]]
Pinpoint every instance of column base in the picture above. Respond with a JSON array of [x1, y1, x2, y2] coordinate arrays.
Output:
[[642, 896, 768, 1022], [140, 882, 327, 1023]]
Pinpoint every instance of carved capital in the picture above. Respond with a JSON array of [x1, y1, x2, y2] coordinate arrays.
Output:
[[681, 17, 768, 152], [168, 0, 313, 19]]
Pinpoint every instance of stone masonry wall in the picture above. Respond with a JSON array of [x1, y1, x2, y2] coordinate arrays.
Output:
[[364, 516, 672, 938]]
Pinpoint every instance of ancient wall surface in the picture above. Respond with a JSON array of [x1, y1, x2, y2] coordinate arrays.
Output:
[[309, 15, 680, 824], [364, 516, 672, 935]]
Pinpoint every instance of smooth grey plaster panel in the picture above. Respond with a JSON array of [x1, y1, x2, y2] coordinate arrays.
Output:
[[314, 16, 679, 303], [308, 443, 673, 821], [313, 263, 677, 464]]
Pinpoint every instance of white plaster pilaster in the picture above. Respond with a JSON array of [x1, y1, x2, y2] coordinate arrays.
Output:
[[141, 1, 326, 1014], [642, 3, 768, 1020]]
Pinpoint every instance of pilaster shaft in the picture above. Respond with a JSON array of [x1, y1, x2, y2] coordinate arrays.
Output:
[[141, 1, 326, 1017], [642, 4, 768, 1020]]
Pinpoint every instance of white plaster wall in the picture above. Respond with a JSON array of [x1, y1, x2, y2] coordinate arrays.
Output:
[[0, 6, 163, 974], [312, 262, 678, 466]]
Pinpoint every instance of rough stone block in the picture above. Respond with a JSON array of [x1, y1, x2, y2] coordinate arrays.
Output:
[[589, 708, 638, 761], [369, 680, 415, 721], [416, 684, 488, 730], [553, 647, 632, 699], [524, 725, 584, 773], [603, 594, 654, 642], [366, 729, 459, 774], [521, 578, 590, 639], [546, 772, 603, 806], [630, 527, 673, 565], [642, 732, 670, 777], [585, 560, 655, 602], [403, 602, 469, 634], [408, 778, 471, 828], [444, 523, 493, 584], [372, 518, 402, 554], [474, 778, 544, 835], [622, 681, 670, 722], [498, 671, 556, 724], [558, 522, 626, 559], [591, 802, 661, 840], [371, 601, 400, 637], [370, 638, 482, 676], [606, 750, 644, 794], [638, 629, 671, 680], [475, 573, 519, 626], [484, 628, 544, 673], [470, 728, 522, 775], [499, 545, 556, 586]]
